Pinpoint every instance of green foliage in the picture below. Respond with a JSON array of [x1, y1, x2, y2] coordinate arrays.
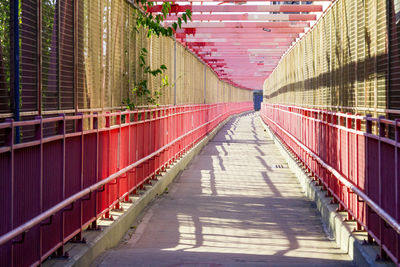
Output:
[[41, 0, 57, 106], [123, 48, 170, 110], [123, 0, 191, 110], [134, 0, 192, 38], [0, 1, 11, 107]]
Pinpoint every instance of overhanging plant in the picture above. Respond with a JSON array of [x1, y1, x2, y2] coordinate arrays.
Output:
[[124, 0, 191, 110]]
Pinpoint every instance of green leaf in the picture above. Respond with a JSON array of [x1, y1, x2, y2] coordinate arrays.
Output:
[[182, 14, 187, 23], [177, 17, 182, 28], [172, 23, 177, 31], [186, 9, 192, 20], [160, 64, 167, 70]]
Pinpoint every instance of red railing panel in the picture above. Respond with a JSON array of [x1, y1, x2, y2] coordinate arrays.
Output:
[[0, 102, 252, 265], [260, 103, 400, 264]]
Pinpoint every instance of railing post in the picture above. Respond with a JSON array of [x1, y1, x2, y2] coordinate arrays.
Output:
[[77, 113, 85, 242], [365, 114, 373, 243], [346, 113, 352, 220], [124, 111, 131, 203], [4, 119, 14, 265], [378, 116, 387, 260], [114, 111, 122, 211], [395, 119, 400, 262], [12, 0, 20, 144], [89, 112, 101, 230], [103, 113, 113, 220], [355, 114, 362, 231], [34, 115, 44, 260]]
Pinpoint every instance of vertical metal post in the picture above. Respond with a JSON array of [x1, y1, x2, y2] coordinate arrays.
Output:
[[373, 0, 378, 116], [125, 112, 131, 201], [378, 115, 385, 258], [5, 118, 14, 265], [77, 112, 84, 240], [38, 0, 42, 115], [13, 0, 20, 143], [59, 114, 66, 250], [104, 112, 112, 219], [90, 112, 100, 230], [355, 114, 362, 230], [386, 0, 391, 113], [74, 0, 78, 113], [174, 40, 177, 105], [365, 114, 373, 243], [203, 65, 206, 104], [57, 0, 61, 110], [346, 113, 352, 220], [35, 115, 43, 260], [395, 119, 400, 263]]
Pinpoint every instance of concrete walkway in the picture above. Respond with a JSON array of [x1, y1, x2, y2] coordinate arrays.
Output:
[[93, 113, 353, 267]]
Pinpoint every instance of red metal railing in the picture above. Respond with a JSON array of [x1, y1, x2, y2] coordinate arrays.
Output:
[[260, 103, 400, 265], [0, 102, 252, 266]]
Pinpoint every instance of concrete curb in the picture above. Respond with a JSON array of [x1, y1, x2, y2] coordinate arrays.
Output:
[[45, 112, 248, 267], [259, 116, 394, 267]]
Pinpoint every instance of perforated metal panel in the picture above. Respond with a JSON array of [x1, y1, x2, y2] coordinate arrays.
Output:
[[264, 0, 388, 116]]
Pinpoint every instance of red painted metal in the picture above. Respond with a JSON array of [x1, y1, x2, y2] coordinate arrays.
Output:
[[176, 33, 299, 39], [260, 103, 400, 265], [172, 22, 310, 29], [149, 4, 323, 13], [166, 14, 317, 21], [149, 0, 331, 2], [159, 0, 330, 90], [0, 102, 252, 266]]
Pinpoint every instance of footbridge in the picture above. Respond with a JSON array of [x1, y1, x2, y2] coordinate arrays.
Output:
[[0, 0, 399, 266]]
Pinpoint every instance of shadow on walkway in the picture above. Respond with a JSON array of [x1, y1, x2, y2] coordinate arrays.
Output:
[[93, 113, 354, 267]]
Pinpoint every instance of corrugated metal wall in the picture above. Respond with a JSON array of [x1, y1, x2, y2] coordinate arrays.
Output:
[[0, 0, 251, 120], [263, 0, 389, 117]]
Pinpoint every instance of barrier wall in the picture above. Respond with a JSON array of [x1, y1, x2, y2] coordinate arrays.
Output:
[[0, 0, 252, 118], [263, 0, 389, 117], [261, 103, 400, 264], [0, 102, 252, 266]]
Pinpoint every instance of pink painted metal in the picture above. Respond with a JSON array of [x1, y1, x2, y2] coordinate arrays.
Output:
[[0, 103, 252, 266], [176, 33, 299, 39], [149, 4, 323, 13], [156, 0, 331, 90], [166, 14, 317, 21], [149, 0, 331, 2], [260, 103, 400, 265], [172, 22, 310, 29]]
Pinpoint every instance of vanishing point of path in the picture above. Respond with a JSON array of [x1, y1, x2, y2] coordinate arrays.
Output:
[[93, 113, 354, 267]]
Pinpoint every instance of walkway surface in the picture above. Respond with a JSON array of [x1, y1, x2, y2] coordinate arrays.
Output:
[[93, 113, 353, 267]]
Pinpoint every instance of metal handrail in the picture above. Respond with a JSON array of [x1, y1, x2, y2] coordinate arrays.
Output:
[[261, 113, 400, 236], [0, 105, 247, 246]]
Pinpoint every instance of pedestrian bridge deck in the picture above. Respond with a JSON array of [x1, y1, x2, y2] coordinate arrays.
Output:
[[93, 113, 353, 266]]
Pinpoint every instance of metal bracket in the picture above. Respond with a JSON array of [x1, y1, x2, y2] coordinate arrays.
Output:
[[97, 185, 106, 193], [62, 202, 75, 212], [82, 192, 91, 201], [109, 178, 118, 185], [40, 215, 54, 227], [70, 235, 86, 244], [12, 231, 26, 245]]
